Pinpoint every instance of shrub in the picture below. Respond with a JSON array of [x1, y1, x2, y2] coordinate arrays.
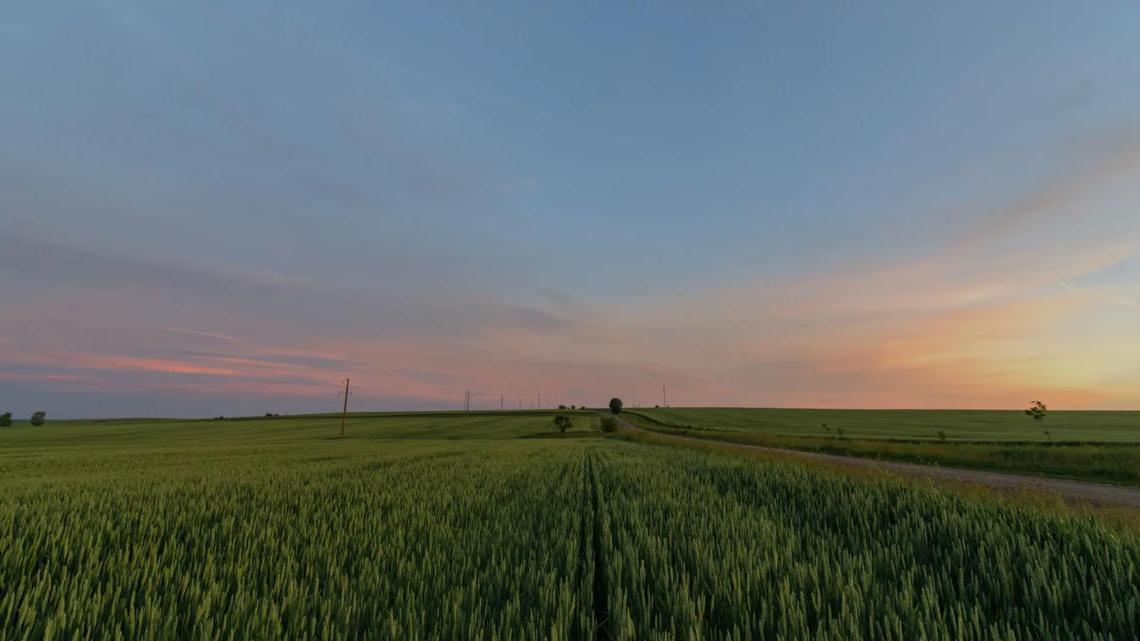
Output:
[[30, 411, 46, 426], [600, 416, 619, 433], [553, 415, 573, 434], [608, 398, 623, 414]]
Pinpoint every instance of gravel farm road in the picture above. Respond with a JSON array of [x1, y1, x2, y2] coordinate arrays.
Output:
[[616, 416, 1140, 508]]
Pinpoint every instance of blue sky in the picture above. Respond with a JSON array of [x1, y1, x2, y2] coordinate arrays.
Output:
[[2, 1, 1139, 417]]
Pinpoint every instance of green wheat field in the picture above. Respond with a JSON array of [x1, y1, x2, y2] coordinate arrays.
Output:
[[2, 413, 1139, 640]]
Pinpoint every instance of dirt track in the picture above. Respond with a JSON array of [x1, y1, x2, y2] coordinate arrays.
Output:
[[616, 417, 1140, 508]]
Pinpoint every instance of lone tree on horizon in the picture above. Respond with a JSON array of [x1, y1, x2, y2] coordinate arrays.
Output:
[[30, 411, 46, 426], [609, 398, 623, 414], [1024, 401, 1047, 424], [0, 412, 11, 427]]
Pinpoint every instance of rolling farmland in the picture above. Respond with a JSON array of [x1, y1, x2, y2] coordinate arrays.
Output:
[[626, 408, 1140, 486], [627, 408, 1140, 442], [3, 413, 1139, 640]]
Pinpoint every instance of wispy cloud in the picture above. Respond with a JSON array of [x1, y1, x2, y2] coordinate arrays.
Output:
[[162, 328, 244, 343], [955, 136, 1140, 250], [0, 228, 575, 341], [1056, 279, 1140, 311]]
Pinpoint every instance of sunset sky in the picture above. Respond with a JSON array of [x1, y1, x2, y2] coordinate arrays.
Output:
[[2, 1, 1139, 417]]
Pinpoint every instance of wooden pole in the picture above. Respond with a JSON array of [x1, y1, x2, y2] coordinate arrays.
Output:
[[340, 378, 350, 438]]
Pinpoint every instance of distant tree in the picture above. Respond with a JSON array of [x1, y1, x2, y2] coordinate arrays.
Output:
[[558, 404, 567, 410], [570, 405, 577, 410], [1024, 401, 1047, 424], [554, 414, 573, 434], [29, 411, 45, 426], [600, 416, 619, 433], [0, 412, 11, 427], [609, 398, 623, 414]]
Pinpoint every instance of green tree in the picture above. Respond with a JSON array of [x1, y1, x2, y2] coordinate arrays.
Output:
[[30, 411, 46, 426], [0, 412, 11, 427], [608, 398, 623, 414], [1024, 401, 1047, 424], [553, 415, 573, 434]]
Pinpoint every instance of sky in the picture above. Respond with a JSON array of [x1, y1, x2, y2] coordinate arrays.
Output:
[[2, 1, 1139, 418]]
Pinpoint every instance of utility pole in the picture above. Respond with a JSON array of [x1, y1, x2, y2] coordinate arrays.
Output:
[[663, 384, 667, 408], [339, 378, 350, 438], [500, 393, 504, 411]]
